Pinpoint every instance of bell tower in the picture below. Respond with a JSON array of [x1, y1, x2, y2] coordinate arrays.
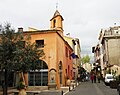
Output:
[[50, 10, 64, 35]]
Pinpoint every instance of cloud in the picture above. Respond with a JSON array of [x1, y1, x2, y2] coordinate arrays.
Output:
[[0, 0, 120, 56]]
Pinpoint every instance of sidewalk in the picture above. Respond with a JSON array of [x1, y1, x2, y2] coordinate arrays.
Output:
[[0, 82, 79, 95], [61, 83, 79, 95]]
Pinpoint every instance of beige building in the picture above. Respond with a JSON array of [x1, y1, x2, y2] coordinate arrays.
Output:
[[94, 26, 120, 77], [74, 38, 81, 67], [82, 63, 92, 73]]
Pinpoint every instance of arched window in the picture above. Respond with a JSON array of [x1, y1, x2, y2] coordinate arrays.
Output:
[[29, 60, 48, 86], [53, 19, 56, 28]]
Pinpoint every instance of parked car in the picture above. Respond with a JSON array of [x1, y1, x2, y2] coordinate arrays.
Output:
[[104, 74, 114, 85]]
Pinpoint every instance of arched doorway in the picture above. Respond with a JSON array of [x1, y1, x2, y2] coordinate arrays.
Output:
[[29, 60, 48, 86], [59, 61, 62, 86]]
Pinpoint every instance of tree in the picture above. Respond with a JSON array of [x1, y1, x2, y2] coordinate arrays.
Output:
[[0, 23, 44, 95], [13, 32, 45, 87], [81, 55, 90, 64], [0, 24, 17, 95], [13, 32, 45, 72]]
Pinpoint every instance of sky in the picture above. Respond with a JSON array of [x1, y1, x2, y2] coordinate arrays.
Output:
[[0, 0, 120, 60]]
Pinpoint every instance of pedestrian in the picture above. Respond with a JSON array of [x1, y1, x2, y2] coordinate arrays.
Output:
[[90, 74, 94, 83], [94, 74, 96, 83], [97, 73, 101, 83], [82, 73, 86, 82]]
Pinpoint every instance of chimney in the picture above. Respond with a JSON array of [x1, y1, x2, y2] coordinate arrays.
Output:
[[18, 27, 23, 32]]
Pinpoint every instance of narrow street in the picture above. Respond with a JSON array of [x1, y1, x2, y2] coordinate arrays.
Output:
[[65, 81, 118, 95]]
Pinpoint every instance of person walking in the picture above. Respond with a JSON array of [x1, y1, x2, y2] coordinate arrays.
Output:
[[94, 74, 96, 83], [97, 73, 101, 83], [90, 74, 94, 83]]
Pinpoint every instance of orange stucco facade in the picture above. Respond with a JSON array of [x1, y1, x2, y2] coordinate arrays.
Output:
[[21, 10, 73, 89]]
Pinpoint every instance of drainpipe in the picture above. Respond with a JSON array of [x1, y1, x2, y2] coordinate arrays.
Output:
[[106, 39, 111, 74]]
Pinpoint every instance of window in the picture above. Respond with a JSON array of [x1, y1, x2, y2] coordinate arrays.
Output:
[[72, 40, 76, 45], [29, 60, 48, 86], [53, 19, 56, 28], [71, 70, 72, 76], [36, 40, 44, 48], [68, 65, 70, 75], [69, 51, 71, 59], [65, 47, 68, 57], [29, 71, 48, 86]]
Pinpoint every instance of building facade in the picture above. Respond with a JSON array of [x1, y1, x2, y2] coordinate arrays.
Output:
[[0, 10, 75, 89], [93, 26, 120, 77], [21, 10, 74, 89], [64, 36, 81, 80]]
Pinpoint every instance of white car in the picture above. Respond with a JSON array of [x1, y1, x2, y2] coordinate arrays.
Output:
[[104, 74, 114, 84]]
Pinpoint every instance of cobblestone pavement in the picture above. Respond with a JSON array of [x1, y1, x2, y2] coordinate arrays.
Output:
[[65, 81, 118, 95]]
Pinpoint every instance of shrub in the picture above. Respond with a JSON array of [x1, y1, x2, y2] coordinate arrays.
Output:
[[16, 81, 25, 90]]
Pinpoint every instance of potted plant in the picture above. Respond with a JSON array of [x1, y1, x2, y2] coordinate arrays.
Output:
[[16, 79, 26, 95]]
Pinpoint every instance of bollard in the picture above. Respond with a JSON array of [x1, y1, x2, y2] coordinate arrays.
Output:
[[61, 90, 63, 95], [69, 86, 70, 91], [73, 85, 74, 89]]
